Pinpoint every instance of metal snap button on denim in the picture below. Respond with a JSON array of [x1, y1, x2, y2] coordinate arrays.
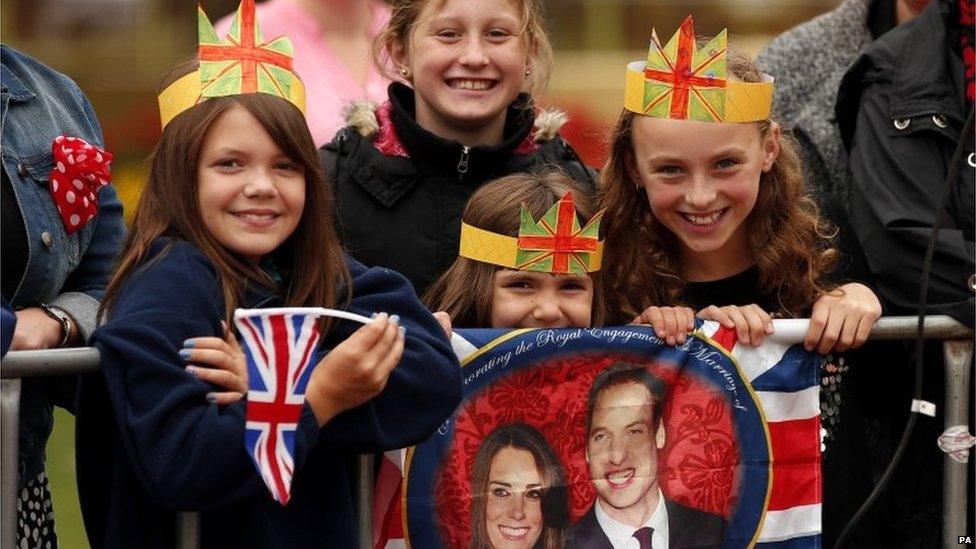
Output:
[[41, 232, 52, 248], [893, 118, 910, 130], [932, 114, 948, 128], [16, 163, 27, 177]]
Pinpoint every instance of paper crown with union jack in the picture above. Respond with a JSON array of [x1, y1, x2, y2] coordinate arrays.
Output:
[[157, 0, 306, 129], [459, 192, 604, 274], [624, 16, 774, 122]]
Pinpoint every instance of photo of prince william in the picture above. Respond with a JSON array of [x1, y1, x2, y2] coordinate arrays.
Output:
[[567, 362, 724, 549]]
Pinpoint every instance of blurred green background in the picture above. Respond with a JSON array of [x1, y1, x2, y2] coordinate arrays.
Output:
[[2, 0, 839, 546]]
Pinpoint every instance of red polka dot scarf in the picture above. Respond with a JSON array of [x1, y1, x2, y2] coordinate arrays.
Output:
[[48, 136, 113, 235]]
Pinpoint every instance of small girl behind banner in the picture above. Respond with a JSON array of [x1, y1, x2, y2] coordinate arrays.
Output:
[[425, 171, 605, 332], [423, 170, 603, 549], [76, 3, 461, 547]]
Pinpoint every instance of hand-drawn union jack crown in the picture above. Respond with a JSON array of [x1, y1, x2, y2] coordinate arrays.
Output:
[[157, 0, 306, 129], [624, 15, 774, 123], [459, 192, 604, 275]]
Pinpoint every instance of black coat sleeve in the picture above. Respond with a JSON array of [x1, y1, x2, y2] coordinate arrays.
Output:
[[848, 85, 975, 326], [315, 258, 463, 453]]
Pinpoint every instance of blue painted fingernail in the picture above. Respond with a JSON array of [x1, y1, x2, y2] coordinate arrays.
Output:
[[179, 349, 192, 359], [370, 312, 378, 319], [205, 393, 217, 403], [182, 339, 196, 348], [398, 326, 406, 337], [389, 314, 400, 325], [185, 366, 198, 376]]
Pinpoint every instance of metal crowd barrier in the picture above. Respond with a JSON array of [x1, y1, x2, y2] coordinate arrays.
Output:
[[0, 316, 972, 548]]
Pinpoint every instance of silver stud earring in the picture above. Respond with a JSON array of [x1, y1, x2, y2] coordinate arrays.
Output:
[[525, 68, 531, 77], [399, 67, 408, 77]]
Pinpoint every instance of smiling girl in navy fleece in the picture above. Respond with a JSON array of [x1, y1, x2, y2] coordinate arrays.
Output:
[[74, 11, 461, 546]]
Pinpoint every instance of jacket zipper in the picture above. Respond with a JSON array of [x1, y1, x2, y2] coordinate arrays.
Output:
[[456, 145, 470, 178]]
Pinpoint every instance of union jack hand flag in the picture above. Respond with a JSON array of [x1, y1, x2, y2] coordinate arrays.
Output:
[[234, 308, 323, 505]]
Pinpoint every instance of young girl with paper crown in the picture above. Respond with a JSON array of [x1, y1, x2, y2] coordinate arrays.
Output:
[[321, 0, 596, 297], [75, 2, 461, 547], [600, 16, 881, 352], [599, 18, 883, 545], [425, 171, 604, 330]]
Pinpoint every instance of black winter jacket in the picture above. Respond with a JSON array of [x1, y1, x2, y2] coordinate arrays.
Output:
[[837, 0, 975, 326], [320, 83, 597, 296]]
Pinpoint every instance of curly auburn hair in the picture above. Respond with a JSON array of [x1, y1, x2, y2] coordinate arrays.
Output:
[[598, 44, 838, 324]]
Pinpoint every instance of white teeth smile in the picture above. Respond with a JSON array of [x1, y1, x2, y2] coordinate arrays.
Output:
[[449, 79, 493, 90], [682, 210, 724, 226], [499, 526, 530, 538], [606, 468, 635, 486], [235, 213, 277, 221]]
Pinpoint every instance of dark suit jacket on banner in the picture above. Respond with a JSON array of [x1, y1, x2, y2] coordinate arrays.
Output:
[[566, 498, 724, 549]]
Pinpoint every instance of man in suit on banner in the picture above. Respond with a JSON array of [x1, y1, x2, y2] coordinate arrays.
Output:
[[568, 362, 724, 549]]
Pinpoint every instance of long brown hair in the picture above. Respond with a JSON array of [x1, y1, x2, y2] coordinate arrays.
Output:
[[424, 171, 605, 327], [101, 61, 350, 325], [469, 423, 568, 549], [373, 0, 553, 95], [599, 45, 837, 324]]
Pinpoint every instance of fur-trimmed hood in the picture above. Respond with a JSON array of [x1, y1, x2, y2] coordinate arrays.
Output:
[[341, 100, 569, 143], [320, 85, 598, 295]]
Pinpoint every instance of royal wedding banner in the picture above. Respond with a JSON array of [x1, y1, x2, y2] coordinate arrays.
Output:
[[379, 321, 823, 549]]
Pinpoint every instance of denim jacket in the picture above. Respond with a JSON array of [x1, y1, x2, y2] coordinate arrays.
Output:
[[1, 45, 125, 485]]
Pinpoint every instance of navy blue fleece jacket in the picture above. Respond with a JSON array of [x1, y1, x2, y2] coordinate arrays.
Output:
[[76, 239, 461, 548]]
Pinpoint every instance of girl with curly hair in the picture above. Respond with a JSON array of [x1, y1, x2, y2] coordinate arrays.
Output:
[[599, 26, 881, 354]]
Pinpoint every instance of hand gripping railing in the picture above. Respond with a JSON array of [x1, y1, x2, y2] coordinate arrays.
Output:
[[1, 316, 972, 548]]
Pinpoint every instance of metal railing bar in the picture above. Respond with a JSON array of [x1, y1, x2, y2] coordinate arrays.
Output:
[[1, 347, 100, 378], [177, 512, 200, 549], [1, 380, 22, 549], [868, 316, 972, 340], [1, 316, 969, 380], [358, 454, 374, 549], [767, 315, 972, 344], [0, 314, 971, 548], [942, 340, 974, 549]]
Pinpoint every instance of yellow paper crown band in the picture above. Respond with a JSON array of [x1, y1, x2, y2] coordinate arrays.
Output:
[[624, 61, 773, 122], [458, 223, 603, 273], [157, 71, 307, 130]]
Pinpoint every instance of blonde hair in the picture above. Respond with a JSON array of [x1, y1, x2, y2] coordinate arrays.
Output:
[[424, 171, 605, 328], [598, 45, 838, 324], [373, 0, 553, 95]]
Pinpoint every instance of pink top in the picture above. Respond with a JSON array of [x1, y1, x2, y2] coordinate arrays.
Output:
[[216, 0, 391, 146]]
